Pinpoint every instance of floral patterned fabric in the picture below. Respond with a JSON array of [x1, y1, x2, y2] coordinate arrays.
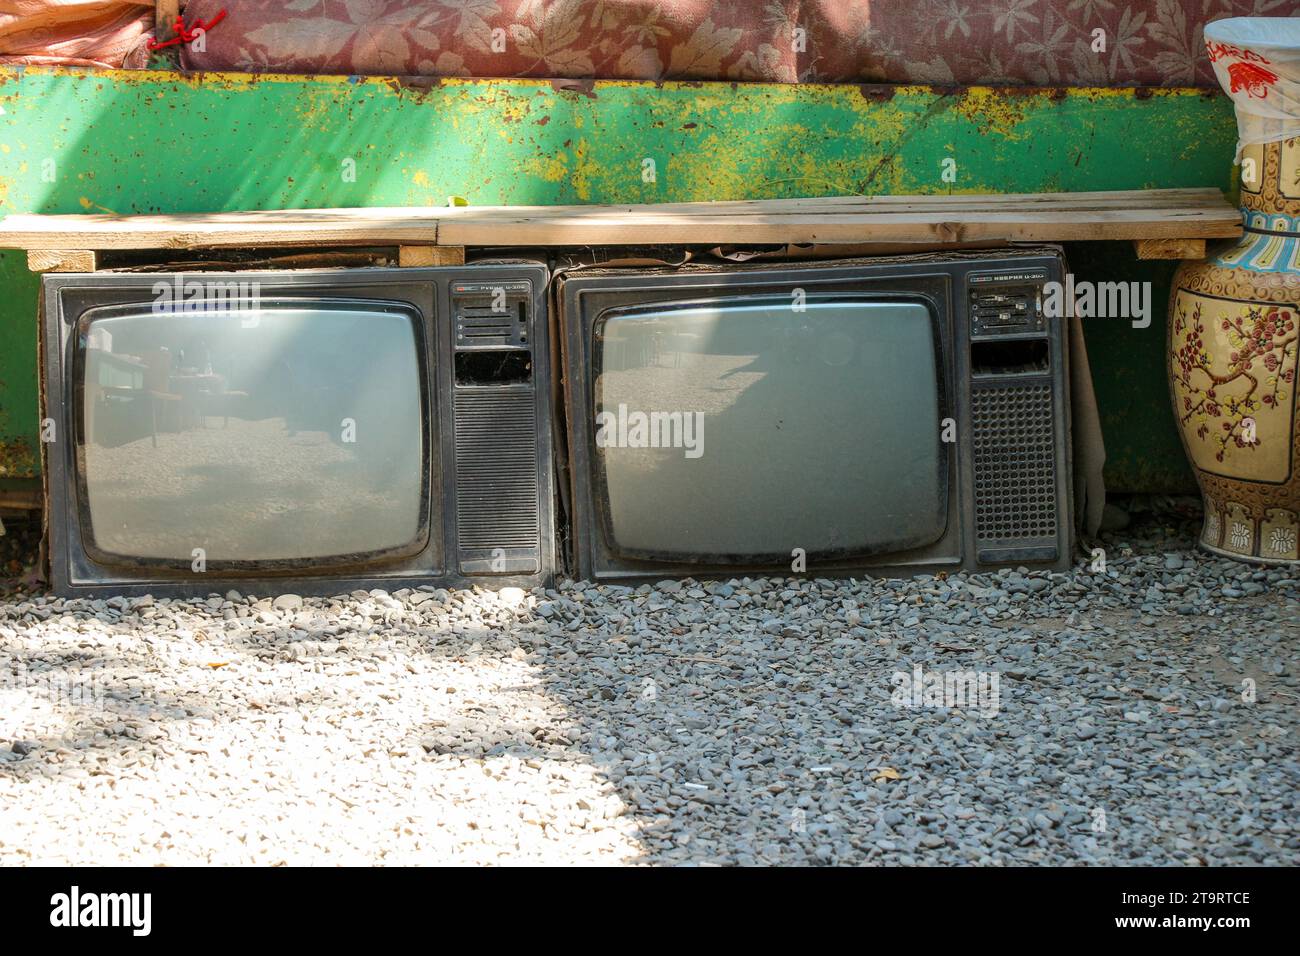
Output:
[[0, 1, 153, 69], [177, 0, 1300, 87]]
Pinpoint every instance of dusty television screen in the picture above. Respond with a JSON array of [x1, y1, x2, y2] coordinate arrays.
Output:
[[593, 298, 948, 561], [75, 304, 427, 568]]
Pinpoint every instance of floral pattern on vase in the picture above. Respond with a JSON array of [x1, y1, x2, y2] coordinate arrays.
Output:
[[1170, 294, 1297, 479]]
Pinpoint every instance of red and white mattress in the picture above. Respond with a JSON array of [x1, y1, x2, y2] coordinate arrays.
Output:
[[4, 1, 1297, 88]]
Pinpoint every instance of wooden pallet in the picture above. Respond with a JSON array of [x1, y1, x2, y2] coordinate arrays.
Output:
[[0, 189, 1240, 270]]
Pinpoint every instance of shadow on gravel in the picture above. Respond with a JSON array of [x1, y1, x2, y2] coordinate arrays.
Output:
[[0, 642, 222, 779], [469, 509, 1298, 865]]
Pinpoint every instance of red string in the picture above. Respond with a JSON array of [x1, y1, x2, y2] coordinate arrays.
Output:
[[147, 8, 228, 52]]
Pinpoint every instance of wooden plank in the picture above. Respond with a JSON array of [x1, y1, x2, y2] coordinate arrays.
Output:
[[0, 488, 41, 511], [1133, 237, 1207, 260], [26, 250, 97, 272], [0, 190, 1241, 252], [399, 245, 465, 267], [1, 209, 441, 250], [438, 189, 1234, 215], [436, 205, 1242, 246], [391, 190, 1232, 223]]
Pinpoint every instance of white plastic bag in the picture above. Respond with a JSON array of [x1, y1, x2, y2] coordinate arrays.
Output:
[[1204, 17, 1300, 160]]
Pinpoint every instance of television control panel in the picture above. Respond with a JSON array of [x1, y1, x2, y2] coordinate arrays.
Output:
[[967, 268, 1049, 337], [962, 258, 1066, 569], [448, 273, 547, 578], [451, 279, 534, 349]]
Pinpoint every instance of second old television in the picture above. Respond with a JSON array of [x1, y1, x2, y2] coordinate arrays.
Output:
[[558, 248, 1074, 582], [41, 264, 556, 597]]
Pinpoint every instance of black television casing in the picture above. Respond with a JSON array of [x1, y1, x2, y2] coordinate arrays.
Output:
[[41, 264, 556, 598], [558, 249, 1074, 582]]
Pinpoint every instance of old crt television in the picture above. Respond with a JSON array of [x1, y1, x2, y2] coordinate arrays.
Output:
[[41, 265, 555, 597], [558, 249, 1073, 582]]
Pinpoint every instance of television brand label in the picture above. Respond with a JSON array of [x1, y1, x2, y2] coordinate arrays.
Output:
[[969, 268, 1050, 285], [452, 281, 531, 295], [594, 404, 704, 459]]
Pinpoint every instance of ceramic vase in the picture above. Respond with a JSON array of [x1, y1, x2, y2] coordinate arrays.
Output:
[[1170, 18, 1300, 563]]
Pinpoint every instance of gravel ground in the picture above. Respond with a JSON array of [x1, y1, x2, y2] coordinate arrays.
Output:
[[0, 503, 1296, 865]]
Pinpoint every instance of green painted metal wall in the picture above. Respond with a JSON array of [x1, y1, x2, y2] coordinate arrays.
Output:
[[0, 67, 1238, 490]]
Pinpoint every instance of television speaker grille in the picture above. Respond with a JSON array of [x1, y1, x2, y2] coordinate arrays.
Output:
[[971, 382, 1059, 544], [453, 390, 540, 550]]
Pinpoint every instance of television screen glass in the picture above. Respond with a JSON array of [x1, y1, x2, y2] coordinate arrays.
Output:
[[76, 303, 426, 568], [594, 298, 947, 561]]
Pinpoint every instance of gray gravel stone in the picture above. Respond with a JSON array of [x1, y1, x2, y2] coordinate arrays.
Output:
[[0, 505, 1295, 865]]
